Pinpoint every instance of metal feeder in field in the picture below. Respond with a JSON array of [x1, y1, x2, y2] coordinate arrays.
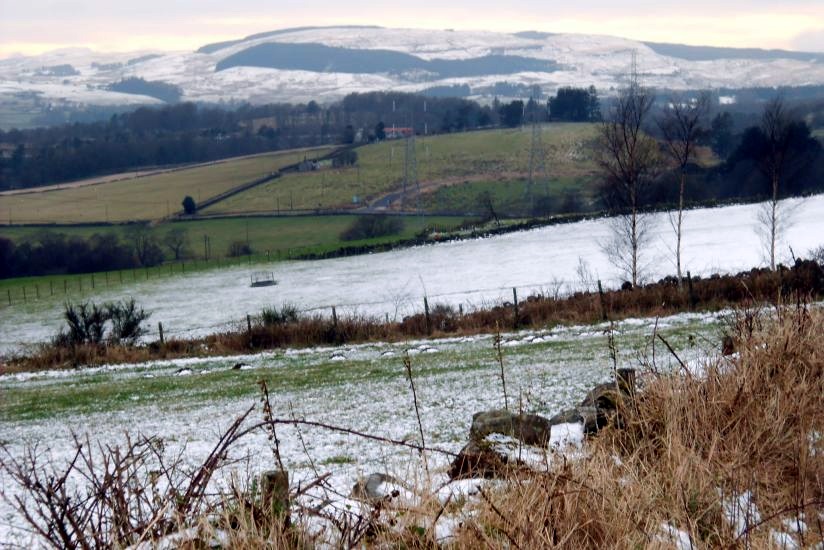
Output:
[[250, 271, 277, 287]]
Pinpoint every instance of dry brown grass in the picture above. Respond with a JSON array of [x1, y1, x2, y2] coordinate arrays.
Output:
[[452, 304, 824, 548]]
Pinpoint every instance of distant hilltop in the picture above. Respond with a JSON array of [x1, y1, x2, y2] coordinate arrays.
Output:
[[1, 25, 824, 126]]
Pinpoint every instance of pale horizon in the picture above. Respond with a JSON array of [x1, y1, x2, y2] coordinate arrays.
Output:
[[1, 0, 823, 59]]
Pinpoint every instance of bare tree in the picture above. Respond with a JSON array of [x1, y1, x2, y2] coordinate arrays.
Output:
[[759, 97, 795, 270], [657, 93, 710, 284], [163, 227, 189, 260], [598, 79, 659, 288], [125, 224, 163, 266]]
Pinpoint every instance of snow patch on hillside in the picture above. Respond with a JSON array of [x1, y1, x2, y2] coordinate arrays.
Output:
[[2, 27, 824, 110]]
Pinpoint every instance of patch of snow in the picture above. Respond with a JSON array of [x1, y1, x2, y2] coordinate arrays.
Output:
[[781, 515, 808, 535], [549, 422, 585, 450], [771, 529, 801, 550], [434, 514, 463, 543], [657, 522, 694, 550], [722, 490, 761, 539]]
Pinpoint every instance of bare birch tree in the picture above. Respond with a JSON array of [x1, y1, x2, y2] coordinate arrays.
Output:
[[758, 97, 794, 270], [598, 80, 659, 288], [657, 93, 709, 284]]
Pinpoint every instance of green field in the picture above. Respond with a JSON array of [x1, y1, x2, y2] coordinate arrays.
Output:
[[1, 124, 598, 224], [203, 124, 600, 215], [0, 147, 332, 224], [0, 214, 467, 296], [422, 176, 594, 216], [0, 214, 463, 259]]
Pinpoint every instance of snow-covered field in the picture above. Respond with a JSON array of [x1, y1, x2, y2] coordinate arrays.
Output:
[[0, 310, 716, 546], [2, 26, 824, 110], [1, 195, 822, 355]]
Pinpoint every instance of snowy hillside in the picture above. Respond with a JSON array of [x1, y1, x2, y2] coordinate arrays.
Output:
[[1, 26, 824, 116]]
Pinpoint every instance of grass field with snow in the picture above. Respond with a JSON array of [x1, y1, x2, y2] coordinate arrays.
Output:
[[0, 310, 719, 544], [2, 194, 822, 355]]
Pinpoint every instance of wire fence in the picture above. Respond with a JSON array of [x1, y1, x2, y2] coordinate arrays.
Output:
[[0, 245, 380, 308], [0, 274, 613, 351]]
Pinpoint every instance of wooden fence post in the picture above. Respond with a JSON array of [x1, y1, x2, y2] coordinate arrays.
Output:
[[91, 273, 95, 289], [512, 287, 519, 329], [247, 314, 253, 347], [35, 285, 40, 299], [331, 306, 339, 342], [7, 289, 10, 306], [261, 470, 290, 526], [424, 296, 431, 335], [687, 271, 696, 310], [158, 322, 164, 344], [597, 280, 608, 321]]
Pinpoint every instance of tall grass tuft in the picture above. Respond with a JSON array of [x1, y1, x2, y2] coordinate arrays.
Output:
[[455, 304, 824, 548]]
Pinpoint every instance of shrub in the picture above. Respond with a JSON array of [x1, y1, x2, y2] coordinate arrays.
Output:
[[228, 240, 252, 257], [260, 304, 300, 326], [54, 300, 150, 347], [182, 195, 197, 215], [340, 215, 404, 241], [107, 299, 150, 343], [531, 195, 553, 217], [332, 149, 358, 167], [58, 302, 109, 347]]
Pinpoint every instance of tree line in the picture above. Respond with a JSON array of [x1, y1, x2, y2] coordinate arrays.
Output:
[[597, 80, 823, 288], [0, 226, 192, 279], [0, 94, 500, 190], [0, 88, 609, 190]]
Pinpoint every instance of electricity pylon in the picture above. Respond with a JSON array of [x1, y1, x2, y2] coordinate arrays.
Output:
[[526, 103, 548, 212]]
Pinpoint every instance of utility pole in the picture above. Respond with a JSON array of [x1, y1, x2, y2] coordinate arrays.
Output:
[[402, 108, 419, 213], [526, 92, 549, 212]]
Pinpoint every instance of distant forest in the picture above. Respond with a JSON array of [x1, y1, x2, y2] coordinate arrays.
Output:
[[0, 93, 506, 190], [1, 87, 823, 192]]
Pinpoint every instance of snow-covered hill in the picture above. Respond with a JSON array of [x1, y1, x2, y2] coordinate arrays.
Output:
[[1, 26, 823, 117]]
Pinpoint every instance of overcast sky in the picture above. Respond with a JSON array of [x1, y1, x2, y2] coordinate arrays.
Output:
[[1, 0, 823, 58]]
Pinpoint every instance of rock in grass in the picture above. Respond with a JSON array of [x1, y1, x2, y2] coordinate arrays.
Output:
[[578, 405, 610, 435], [449, 439, 513, 480], [580, 382, 622, 410], [549, 407, 584, 425], [450, 409, 551, 480], [351, 473, 401, 501], [469, 409, 552, 446]]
